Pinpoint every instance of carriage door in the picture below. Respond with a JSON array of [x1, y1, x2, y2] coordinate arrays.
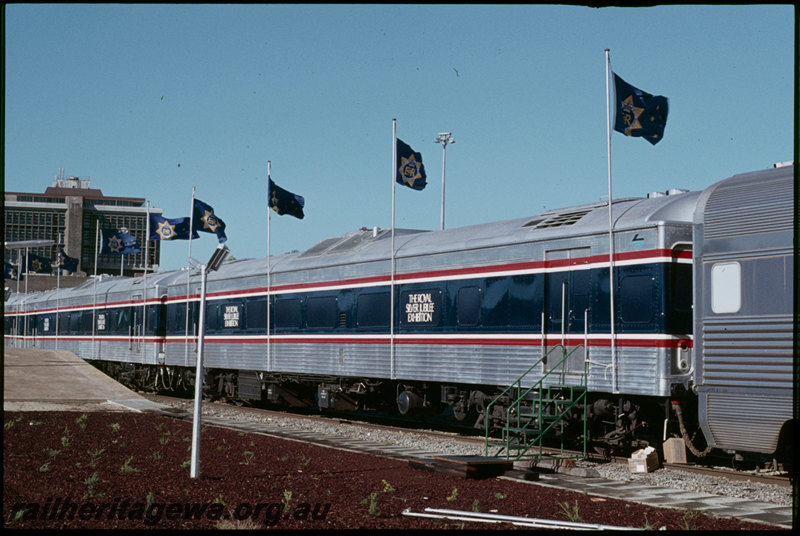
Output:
[[131, 293, 144, 354], [544, 248, 591, 372]]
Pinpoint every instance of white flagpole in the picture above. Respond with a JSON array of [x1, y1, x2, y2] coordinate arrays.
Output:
[[185, 186, 196, 364], [24, 247, 29, 344], [605, 48, 618, 394], [267, 160, 272, 373], [56, 233, 61, 350], [390, 119, 397, 380], [93, 221, 100, 360], [143, 201, 150, 356]]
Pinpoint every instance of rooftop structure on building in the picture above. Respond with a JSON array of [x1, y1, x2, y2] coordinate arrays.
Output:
[[4, 170, 163, 287]]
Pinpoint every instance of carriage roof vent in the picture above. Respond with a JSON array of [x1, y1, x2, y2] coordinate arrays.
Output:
[[297, 227, 391, 258], [524, 208, 593, 229]]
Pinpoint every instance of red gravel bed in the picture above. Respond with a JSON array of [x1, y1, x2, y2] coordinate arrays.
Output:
[[3, 411, 781, 530]]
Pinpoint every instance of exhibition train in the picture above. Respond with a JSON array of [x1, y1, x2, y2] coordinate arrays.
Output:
[[4, 163, 795, 464]]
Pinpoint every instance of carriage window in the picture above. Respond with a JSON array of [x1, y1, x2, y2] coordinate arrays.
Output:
[[115, 308, 130, 332], [245, 299, 267, 330], [274, 298, 302, 329], [457, 287, 481, 326], [357, 292, 389, 328], [306, 296, 337, 328], [619, 274, 654, 323], [205, 303, 220, 330], [711, 262, 741, 313]]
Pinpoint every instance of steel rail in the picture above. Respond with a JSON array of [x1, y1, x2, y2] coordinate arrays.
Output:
[[402, 507, 644, 530]]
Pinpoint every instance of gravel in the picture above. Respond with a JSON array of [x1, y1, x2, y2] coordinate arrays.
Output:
[[152, 397, 792, 507]]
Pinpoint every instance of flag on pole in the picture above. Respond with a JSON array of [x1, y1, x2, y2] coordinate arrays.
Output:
[[27, 253, 52, 273], [100, 229, 141, 255], [193, 199, 227, 243], [268, 178, 305, 219], [395, 138, 427, 190], [4, 262, 22, 281], [613, 73, 669, 145], [56, 246, 79, 273], [149, 213, 198, 241]]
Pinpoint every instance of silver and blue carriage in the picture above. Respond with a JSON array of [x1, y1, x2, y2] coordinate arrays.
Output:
[[5, 271, 185, 366], [163, 187, 698, 403]]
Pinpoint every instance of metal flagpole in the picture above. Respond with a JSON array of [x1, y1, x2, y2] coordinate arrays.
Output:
[[143, 202, 150, 357], [24, 247, 29, 343], [390, 119, 397, 380], [93, 221, 100, 360], [267, 161, 272, 373], [56, 233, 61, 350], [186, 186, 196, 364], [605, 48, 618, 394]]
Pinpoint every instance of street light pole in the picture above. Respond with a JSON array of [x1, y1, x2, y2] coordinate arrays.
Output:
[[434, 132, 455, 230]]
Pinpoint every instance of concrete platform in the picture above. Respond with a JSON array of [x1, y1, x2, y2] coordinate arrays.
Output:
[[3, 347, 178, 414]]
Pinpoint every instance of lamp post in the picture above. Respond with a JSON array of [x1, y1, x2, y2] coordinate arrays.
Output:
[[434, 132, 455, 230], [190, 243, 230, 478]]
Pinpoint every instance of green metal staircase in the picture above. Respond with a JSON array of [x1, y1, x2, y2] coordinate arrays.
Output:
[[484, 344, 588, 463]]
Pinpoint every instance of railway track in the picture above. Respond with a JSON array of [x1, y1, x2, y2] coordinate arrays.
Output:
[[142, 393, 793, 492]]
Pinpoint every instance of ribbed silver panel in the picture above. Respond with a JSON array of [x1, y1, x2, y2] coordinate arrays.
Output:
[[268, 343, 390, 379], [705, 393, 791, 452], [701, 316, 793, 388], [703, 176, 793, 239]]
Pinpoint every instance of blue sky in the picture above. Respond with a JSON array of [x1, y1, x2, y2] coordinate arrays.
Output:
[[4, 4, 795, 272]]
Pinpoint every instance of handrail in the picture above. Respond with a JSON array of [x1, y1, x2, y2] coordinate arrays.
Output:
[[484, 344, 573, 455], [484, 338, 589, 460]]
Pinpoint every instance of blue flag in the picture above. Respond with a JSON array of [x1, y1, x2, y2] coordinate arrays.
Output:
[[613, 73, 668, 145], [100, 229, 141, 255], [5, 262, 22, 281], [56, 246, 79, 273], [149, 213, 197, 241], [396, 138, 427, 190], [193, 199, 227, 243], [268, 178, 305, 219], [27, 253, 52, 273]]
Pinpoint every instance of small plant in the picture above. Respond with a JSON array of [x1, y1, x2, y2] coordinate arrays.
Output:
[[4, 416, 23, 430], [107, 422, 121, 433], [75, 414, 88, 429], [87, 448, 105, 468], [38, 462, 51, 473], [240, 451, 255, 465], [120, 456, 140, 474], [61, 426, 71, 448], [153, 450, 163, 462], [181, 459, 191, 469], [282, 490, 292, 512], [361, 492, 380, 516], [83, 472, 103, 498], [45, 448, 60, 460], [558, 499, 581, 522], [216, 518, 262, 530], [680, 511, 701, 530], [471, 499, 480, 512], [446, 487, 458, 502], [495, 492, 506, 499], [382, 479, 396, 493], [213, 494, 225, 506]]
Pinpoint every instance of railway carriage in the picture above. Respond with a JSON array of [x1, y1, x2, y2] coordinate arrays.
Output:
[[692, 163, 794, 459], [4, 163, 794, 464]]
